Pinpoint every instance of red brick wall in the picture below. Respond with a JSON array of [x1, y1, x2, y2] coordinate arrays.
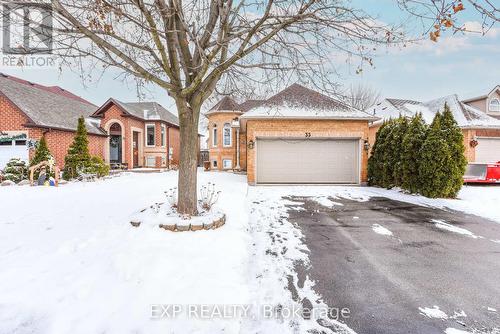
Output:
[[0, 96, 105, 168]]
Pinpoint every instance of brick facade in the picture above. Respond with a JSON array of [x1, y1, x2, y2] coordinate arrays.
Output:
[[0, 95, 105, 168], [207, 112, 245, 170], [245, 119, 370, 185], [98, 103, 181, 168]]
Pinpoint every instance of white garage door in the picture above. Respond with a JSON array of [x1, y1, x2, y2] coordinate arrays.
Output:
[[476, 137, 500, 163], [256, 138, 360, 184], [0, 139, 29, 169]]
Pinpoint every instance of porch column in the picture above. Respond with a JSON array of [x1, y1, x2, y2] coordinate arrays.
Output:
[[232, 119, 241, 171]]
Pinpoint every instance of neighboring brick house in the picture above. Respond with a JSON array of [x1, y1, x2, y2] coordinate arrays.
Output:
[[91, 99, 181, 168], [206, 84, 378, 185], [0, 73, 185, 170], [0, 73, 107, 169], [366, 94, 500, 164]]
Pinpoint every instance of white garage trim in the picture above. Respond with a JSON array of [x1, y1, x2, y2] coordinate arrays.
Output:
[[476, 137, 500, 163], [255, 137, 361, 185]]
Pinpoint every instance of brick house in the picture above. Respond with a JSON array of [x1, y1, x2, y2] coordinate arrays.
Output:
[[0, 73, 184, 170], [91, 99, 181, 168], [206, 84, 378, 185], [0, 73, 107, 169], [366, 94, 500, 164]]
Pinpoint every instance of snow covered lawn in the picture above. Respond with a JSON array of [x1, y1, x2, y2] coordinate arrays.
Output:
[[0, 171, 254, 333], [0, 171, 499, 334]]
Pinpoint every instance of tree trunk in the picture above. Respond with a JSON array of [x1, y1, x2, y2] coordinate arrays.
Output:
[[176, 100, 200, 216]]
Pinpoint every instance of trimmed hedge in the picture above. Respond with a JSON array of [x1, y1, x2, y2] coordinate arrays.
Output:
[[368, 103, 466, 198]]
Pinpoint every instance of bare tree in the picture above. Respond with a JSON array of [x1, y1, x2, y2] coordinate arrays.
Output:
[[8, 0, 496, 215], [345, 84, 381, 111], [398, 0, 499, 41]]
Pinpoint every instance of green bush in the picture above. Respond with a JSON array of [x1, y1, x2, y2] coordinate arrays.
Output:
[[368, 121, 389, 186], [391, 117, 409, 187], [63, 117, 109, 180], [440, 103, 467, 197], [29, 136, 55, 179], [401, 113, 427, 193], [381, 119, 398, 188], [89, 156, 110, 177], [418, 116, 453, 198], [2, 158, 28, 183], [30, 136, 53, 166], [368, 105, 466, 199]]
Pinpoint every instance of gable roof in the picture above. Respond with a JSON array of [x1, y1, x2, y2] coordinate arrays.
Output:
[[368, 94, 500, 128], [0, 72, 95, 106], [0, 74, 105, 135], [241, 83, 377, 120], [93, 99, 179, 127], [462, 85, 500, 103]]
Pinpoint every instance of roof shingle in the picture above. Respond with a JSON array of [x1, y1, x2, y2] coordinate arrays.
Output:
[[0, 75, 104, 135]]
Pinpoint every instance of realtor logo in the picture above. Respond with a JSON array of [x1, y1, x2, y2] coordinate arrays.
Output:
[[2, 2, 53, 54]]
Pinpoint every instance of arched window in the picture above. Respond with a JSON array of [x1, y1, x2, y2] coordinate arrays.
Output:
[[489, 99, 500, 112], [212, 124, 218, 147], [223, 123, 232, 147]]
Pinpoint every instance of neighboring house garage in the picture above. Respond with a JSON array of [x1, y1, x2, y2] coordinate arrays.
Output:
[[0, 133, 28, 169], [475, 137, 500, 163], [239, 84, 377, 185]]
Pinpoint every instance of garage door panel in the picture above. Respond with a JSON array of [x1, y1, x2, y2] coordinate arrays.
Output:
[[476, 138, 500, 163], [256, 139, 359, 184]]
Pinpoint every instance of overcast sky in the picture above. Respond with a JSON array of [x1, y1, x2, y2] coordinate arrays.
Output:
[[0, 1, 498, 112]]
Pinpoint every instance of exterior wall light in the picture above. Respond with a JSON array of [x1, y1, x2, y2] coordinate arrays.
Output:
[[363, 139, 370, 151], [248, 140, 254, 149]]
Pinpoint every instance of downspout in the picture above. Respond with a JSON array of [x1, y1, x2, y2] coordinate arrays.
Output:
[[166, 125, 170, 169], [235, 127, 241, 170]]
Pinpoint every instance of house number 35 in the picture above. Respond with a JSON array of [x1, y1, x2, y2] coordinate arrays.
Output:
[[305, 132, 311, 138]]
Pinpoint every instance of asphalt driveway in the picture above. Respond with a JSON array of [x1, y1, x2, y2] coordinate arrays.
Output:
[[286, 196, 500, 334]]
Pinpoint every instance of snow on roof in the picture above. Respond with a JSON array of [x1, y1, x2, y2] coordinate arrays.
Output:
[[241, 84, 378, 120], [368, 94, 500, 128]]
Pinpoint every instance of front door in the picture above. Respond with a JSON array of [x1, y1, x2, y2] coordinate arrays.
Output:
[[133, 132, 139, 168]]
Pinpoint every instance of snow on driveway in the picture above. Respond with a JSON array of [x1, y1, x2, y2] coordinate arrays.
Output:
[[1, 172, 499, 334]]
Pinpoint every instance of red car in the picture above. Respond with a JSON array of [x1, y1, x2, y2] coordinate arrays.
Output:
[[463, 162, 500, 184]]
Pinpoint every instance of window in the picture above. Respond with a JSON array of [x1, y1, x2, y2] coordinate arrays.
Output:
[[146, 124, 155, 146], [223, 123, 232, 147], [161, 124, 166, 147], [490, 99, 500, 112], [212, 160, 218, 168], [222, 159, 232, 169], [212, 124, 218, 147], [15, 140, 26, 146]]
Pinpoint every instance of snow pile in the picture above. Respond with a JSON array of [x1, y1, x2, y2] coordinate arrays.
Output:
[[418, 305, 448, 319], [432, 219, 480, 238], [312, 196, 343, 208], [445, 328, 473, 334], [371, 224, 393, 236]]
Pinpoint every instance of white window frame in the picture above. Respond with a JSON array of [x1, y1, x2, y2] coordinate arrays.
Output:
[[160, 124, 166, 147], [145, 124, 155, 147], [212, 124, 218, 147], [222, 159, 232, 169], [223, 123, 232, 147], [489, 98, 500, 112]]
